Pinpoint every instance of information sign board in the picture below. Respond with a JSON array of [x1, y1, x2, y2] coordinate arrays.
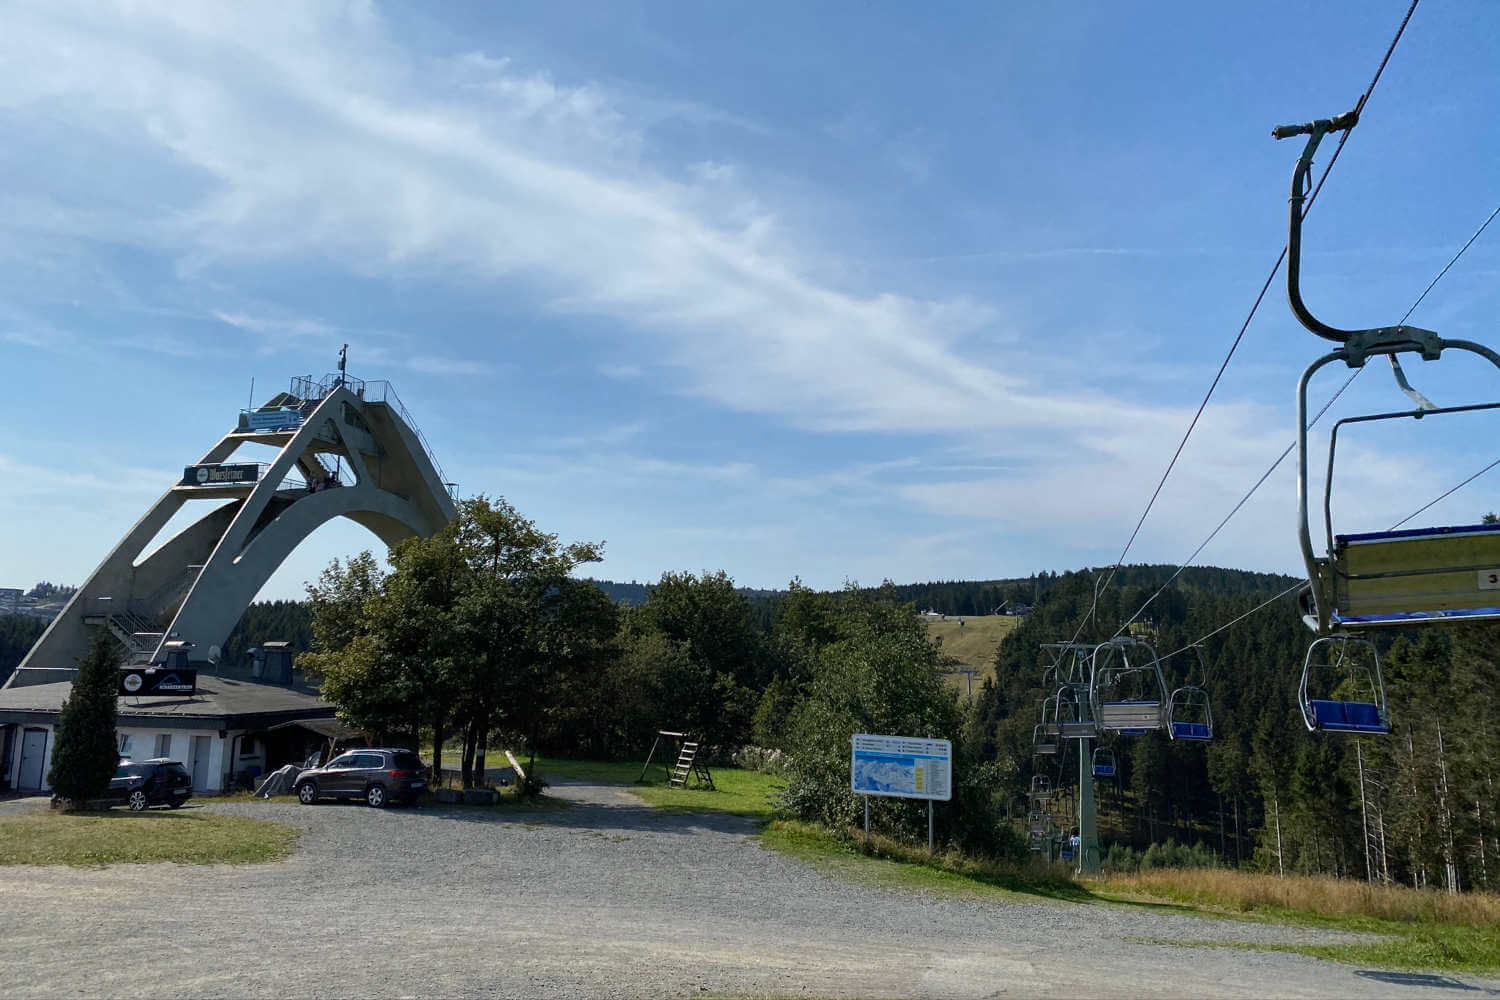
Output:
[[850, 733, 952, 801], [240, 409, 303, 432]]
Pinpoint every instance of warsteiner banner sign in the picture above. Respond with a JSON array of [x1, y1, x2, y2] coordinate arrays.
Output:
[[182, 463, 260, 486], [119, 668, 198, 697]]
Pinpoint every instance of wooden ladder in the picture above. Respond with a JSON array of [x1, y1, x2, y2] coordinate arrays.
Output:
[[669, 741, 699, 787]]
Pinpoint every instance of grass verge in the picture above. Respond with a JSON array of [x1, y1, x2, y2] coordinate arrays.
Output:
[[536, 757, 781, 821], [762, 820, 1087, 902], [1092, 869, 1500, 975], [0, 807, 299, 866]]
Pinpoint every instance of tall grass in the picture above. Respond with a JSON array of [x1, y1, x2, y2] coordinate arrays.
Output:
[[1094, 867, 1500, 928], [764, 819, 1087, 901]]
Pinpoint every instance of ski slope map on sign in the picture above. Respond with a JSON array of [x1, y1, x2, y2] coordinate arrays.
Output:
[[850, 734, 952, 801]]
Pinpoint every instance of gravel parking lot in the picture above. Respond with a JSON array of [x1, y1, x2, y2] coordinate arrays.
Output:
[[0, 782, 1496, 999]]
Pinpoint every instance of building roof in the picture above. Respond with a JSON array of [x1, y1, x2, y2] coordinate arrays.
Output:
[[0, 675, 335, 731]]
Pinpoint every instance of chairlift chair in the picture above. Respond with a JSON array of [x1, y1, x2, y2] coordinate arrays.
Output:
[[1089, 638, 1167, 734], [1276, 111, 1500, 637], [1031, 724, 1058, 756], [1040, 693, 1062, 737], [1054, 685, 1098, 739], [1091, 746, 1117, 779], [1030, 774, 1053, 801], [1299, 634, 1390, 735], [1163, 645, 1213, 741], [1167, 687, 1213, 741]]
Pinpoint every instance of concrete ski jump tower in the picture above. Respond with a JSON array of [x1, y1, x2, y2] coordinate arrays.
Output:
[[20, 372, 457, 672]]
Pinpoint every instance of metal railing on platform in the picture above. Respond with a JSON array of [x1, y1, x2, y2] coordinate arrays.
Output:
[[286, 374, 456, 499]]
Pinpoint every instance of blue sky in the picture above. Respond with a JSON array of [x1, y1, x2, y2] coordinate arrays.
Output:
[[2, 1, 1498, 602]]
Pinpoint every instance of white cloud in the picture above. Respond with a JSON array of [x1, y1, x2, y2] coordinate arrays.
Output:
[[0, 0, 1142, 440], [8, 0, 1448, 587]]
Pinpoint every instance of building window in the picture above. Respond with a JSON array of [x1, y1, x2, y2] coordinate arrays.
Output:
[[118, 734, 133, 757], [154, 734, 172, 759]]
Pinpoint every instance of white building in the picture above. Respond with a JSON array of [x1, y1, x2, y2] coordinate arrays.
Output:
[[0, 666, 338, 795]]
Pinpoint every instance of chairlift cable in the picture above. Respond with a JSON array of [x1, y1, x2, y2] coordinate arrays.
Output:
[[1109, 369, 1362, 640], [1159, 451, 1500, 660], [1388, 457, 1500, 531], [1064, 0, 1420, 648], [1398, 202, 1500, 328], [1112, 182, 1499, 638]]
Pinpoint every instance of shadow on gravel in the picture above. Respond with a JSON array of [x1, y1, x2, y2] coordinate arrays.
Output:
[[412, 783, 759, 837], [1355, 971, 1499, 993]]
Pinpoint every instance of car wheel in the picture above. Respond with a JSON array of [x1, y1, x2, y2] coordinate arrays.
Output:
[[296, 781, 318, 805], [127, 790, 148, 811], [365, 784, 386, 808]]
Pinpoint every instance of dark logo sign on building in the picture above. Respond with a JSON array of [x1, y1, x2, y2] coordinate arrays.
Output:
[[119, 668, 198, 697], [182, 463, 261, 486]]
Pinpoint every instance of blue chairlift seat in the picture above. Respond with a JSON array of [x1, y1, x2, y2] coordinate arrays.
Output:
[[1300, 634, 1390, 736], [1170, 722, 1212, 741], [1306, 699, 1390, 734], [1092, 746, 1116, 778]]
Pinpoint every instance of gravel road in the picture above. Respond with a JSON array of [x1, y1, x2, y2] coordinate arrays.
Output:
[[1, 783, 1496, 999]]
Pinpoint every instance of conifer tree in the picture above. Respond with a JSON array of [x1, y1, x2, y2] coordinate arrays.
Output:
[[47, 634, 121, 804]]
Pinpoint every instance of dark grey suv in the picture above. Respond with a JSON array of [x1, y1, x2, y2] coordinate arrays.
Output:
[[294, 749, 427, 808]]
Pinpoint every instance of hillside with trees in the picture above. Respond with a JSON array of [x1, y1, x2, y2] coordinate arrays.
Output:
[[974, 566, 1500, 890], [11, 539, 1497, 889]]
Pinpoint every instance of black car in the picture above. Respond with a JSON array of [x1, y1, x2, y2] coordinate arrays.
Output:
[[109, 759, 193, 811], [294, 748, 427, 808]]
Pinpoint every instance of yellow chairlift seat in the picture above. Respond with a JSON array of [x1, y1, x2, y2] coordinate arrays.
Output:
[[1031, 724, 1058, 756], [1327, 522, 1500, 627]]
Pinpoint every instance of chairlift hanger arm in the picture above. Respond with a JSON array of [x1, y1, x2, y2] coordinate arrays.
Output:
[[1274, 108, 1449, 361], [1274, 108, 1362, 343]]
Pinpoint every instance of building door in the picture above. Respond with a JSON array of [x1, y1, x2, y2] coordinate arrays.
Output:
[[190, 735, 211, 790], [18, 728, 47, 790]]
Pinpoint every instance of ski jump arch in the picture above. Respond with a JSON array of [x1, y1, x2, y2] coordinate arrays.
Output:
[[19, 375, 457, 672]]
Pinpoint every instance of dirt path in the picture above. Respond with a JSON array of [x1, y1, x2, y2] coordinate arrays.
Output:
[[0, 783, 1494, 998]]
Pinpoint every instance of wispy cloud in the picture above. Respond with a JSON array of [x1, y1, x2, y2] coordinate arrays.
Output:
[[405, 355, 496, 377], [0, 0, 1109, 438], [0, 0, 1410, 584]]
